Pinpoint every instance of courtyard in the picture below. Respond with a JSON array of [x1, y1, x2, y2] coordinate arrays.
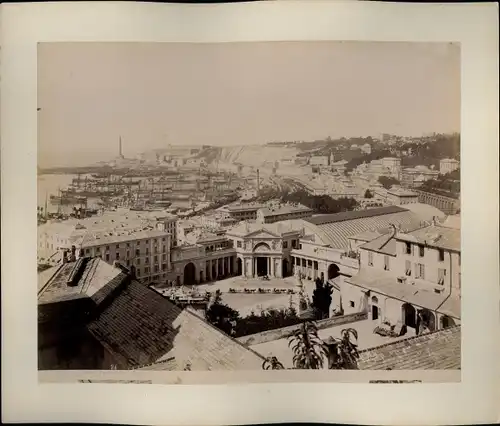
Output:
[[182, 275, 319, 317]]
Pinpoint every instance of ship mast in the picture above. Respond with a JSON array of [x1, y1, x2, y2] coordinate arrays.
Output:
[[44, 192, 48, 219]]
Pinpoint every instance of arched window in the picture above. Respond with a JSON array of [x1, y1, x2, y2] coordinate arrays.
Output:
[[371, 296, 379, 304]]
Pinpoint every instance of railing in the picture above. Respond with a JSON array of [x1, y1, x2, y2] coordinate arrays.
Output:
[[237, 311, 368, 346]]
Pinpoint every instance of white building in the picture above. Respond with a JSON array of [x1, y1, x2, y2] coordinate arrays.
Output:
[[440, 158, 460, 175], [37, 209, 178, 283], [341, 219, 460, 333], [361, 143, 372, 154], [309, 155, 330, 167], [385, 187, 419, 205]]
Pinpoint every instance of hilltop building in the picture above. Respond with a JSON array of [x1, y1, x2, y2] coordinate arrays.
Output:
[[440, 158, 460, 175], [400, 165, 440, 188]]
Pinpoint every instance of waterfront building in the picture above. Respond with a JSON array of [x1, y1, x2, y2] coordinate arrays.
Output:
[[38, 258, 264, 371], [440, 158, 460, 175]]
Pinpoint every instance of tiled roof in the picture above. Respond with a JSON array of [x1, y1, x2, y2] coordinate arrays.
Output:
[[302, 207, 433, 250], [227, 221, 304, 237], [346, 268, 460, 318], [349, 230, 383, 242], [226, 204, 264, 212], [259, 205, 313, 217], [306, 206, 407, 225], [397, 224, 461, 252], [39, 258, 264, 370], [38, 258, 126, 305], [357, 326, 461, 370], [88, 281, 265, 370], [359, 231, 397, 255]]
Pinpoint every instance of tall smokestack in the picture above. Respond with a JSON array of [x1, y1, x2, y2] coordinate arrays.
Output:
[[119, 136, 123, 158], [257, 169, 260, 193]]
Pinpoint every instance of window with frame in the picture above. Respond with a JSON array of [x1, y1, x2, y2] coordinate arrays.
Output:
[[237, 241, 242, 248], [145, 267, 150, 274], [416, 263, 425, 279], [405, 242, 412, 255], [349, 301, 355, 308], [419, 245, 425, 257], [145, 257, 149, 264], [283, 241, 288, 249], [368, 251, 374, 266], [162, 263, 167, 270], [136, 258, 141, 265], [438, 249, 445, 262], [438, 268, 446, 285], [105, 254, 110, 262], [405, 260, 412, 276], [135, 249, 140, 256]]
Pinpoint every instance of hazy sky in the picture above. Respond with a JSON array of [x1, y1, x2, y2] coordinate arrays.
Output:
[[38, 41, 460, 167]]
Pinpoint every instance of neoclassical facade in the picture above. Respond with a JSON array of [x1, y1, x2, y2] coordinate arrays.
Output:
[[226, 222, 304, 278]]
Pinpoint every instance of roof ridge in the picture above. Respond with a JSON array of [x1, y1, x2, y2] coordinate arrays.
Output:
[[184, 308, 267, 361], [38, 263, 65, 297], [358, 325, 461, 354]]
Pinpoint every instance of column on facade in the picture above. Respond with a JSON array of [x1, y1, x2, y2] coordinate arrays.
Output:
[[253, 257, 257, 277], [270, 257, 275, 277]]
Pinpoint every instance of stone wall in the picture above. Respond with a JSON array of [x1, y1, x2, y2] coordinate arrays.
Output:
[[237, 312, 368, 346]]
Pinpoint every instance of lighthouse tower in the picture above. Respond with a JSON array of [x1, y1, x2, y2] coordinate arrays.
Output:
[[118, 136, 125, 160]]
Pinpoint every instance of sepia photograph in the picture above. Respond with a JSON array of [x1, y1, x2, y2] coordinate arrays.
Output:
[[37, 41, 462, 377]]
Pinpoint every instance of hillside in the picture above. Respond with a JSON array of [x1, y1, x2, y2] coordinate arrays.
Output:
[[195, 145, 301, 167]]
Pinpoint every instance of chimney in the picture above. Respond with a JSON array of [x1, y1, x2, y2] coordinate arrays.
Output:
[[70, 245, 77, 262], [62, 249, 69, 264]]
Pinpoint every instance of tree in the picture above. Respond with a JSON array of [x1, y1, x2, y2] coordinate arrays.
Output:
[[378, 176, 400, 189], [323, 328, 359, 369], [288, 321, 328, 369], [205, 290, 240, 336], [262, 356, 285, 370], [364, 189, 373, 199], [312, 277, 333, 320]]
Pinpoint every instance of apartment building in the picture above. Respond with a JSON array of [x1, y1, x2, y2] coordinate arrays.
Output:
[[224, 204, 264, 221], [342, 219, 460, 333], [37, 209, 178, 283]]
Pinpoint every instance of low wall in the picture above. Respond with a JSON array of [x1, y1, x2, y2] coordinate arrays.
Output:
[[237, 311, 368, 346]]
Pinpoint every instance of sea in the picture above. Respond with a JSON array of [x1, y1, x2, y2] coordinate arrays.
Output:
[[37, 174, 102, 214]]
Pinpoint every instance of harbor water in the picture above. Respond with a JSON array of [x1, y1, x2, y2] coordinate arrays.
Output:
[[37, 174, 102, 214]]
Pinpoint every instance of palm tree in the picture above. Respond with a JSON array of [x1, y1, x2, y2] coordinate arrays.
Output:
[[262, 356, 285, 370], [323, 328, 359, 370], [288, 321, 328, 369]]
